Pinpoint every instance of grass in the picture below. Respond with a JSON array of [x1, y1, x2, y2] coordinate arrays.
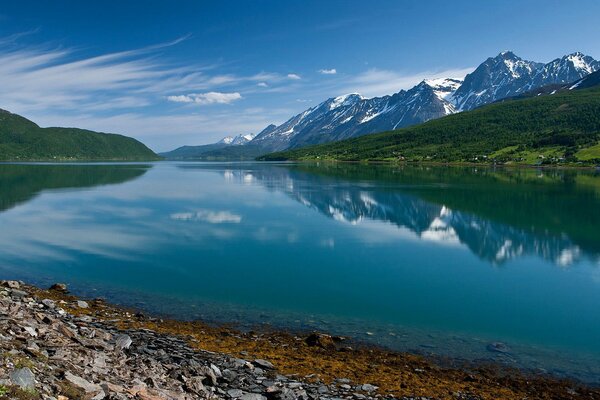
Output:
[[575, 141, 600, 161]]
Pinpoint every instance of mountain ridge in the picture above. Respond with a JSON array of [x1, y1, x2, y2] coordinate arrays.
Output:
[[162, 50, 599, 160], [259, 83, 600, 165], [0, 109, 159, 161]]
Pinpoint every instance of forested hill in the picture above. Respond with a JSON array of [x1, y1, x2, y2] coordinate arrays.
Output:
[[259, 86, 600, 165], [0, 109, 159, 161]]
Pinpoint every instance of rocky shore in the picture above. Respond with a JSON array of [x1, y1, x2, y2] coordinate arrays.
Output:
[[0, 281, 598, 400]]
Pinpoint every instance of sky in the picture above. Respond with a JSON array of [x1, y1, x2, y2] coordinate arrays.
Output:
[[1, 0, 599, 151]]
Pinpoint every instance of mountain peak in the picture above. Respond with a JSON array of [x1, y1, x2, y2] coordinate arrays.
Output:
[[328, 93, 364, 110], [498, 50, 518, 59], [218, 133, 256, 145]]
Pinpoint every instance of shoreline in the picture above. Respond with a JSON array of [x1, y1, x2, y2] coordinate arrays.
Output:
[[1, 280, 598, 400]]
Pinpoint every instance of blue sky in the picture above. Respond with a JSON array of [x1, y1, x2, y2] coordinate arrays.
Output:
[[1, 0, 599, 151]]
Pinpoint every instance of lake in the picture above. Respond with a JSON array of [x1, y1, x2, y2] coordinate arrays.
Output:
[[1, 162, 599, 383]]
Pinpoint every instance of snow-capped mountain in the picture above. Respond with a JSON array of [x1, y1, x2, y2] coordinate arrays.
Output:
[[527, 52, 600, 90], [451, 51, 542, 111], [452, 51, 600, 111], [218, 133, 256, 145], [163, 50, 599, 159], [252, 78, 463, 151], [251, 51, 598, 152]]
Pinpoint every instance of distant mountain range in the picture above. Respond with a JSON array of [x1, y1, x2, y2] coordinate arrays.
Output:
[[0, 109, 159, 161], [261, 68, 600, 164], [162, 51, 600, 159]]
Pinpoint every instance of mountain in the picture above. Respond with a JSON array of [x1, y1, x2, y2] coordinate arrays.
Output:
[[453, 51, 600, 111], [0, 109, 159, 161], [163, 51, 599, 160], [218, 133, 257, 145], [259, 84, 600, 164], [252, 80, 463, 151], [161, 128, 267, 160]]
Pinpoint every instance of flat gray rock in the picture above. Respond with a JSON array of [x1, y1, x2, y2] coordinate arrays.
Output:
[[10, 367, 35, 390]]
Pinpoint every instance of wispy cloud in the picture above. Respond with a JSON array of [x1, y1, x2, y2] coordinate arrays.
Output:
[[339, 67, 474, 98], [171, 210, 242, 224], [318, 68, 337, 75], [167, 92, 242, 105], [287, 73, 301, 80]]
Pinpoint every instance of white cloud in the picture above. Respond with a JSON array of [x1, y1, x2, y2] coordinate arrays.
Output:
[[287, 73, 301, 80], [171, 210, 242, 224], [257, 82, 268, 87], [318, 68, 337, 75], [166, 92, 242, 105], [340, 67, 474, 98]]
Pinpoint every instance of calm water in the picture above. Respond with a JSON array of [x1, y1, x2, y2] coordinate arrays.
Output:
[[1, 162, 600, 382]]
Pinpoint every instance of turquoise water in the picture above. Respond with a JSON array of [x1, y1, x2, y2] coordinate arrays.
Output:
[[1, 162, 600, 382]]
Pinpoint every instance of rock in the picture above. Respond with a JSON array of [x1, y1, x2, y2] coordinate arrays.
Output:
[[1, 280, 20, 289], [76, 300, 89, 309], [23, 326, 37, 337], [227, 389, 244, 398], [275, 388, 297, 400], [42, 299, 56, 308], [240, 394, 267, 400], [184, 376, 206, 395], [199, 365, 218, 386], [10, 367, 36, 390], [305, 332, 336, 350], [115, 334, 132, 350], [487, 342, 511, 354], [253, 359, 275, 370], [359, 384, 378, 392], [50, 283, 68, 292], [64, 371, 103, 393], [10, 289, 28, 298], [222, 369, 238, 382]]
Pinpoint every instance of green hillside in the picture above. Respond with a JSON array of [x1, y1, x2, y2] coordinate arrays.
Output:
[[0, 109, 160, 161], [259, 87, 600, 165]]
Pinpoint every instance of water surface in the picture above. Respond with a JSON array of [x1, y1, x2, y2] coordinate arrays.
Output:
[[1, 162, 599, 383]]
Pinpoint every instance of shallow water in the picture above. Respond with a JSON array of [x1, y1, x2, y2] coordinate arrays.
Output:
[[1, 162, 600, 382]]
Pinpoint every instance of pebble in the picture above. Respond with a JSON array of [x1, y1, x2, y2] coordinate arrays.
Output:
[[0, 280, 484, 400]]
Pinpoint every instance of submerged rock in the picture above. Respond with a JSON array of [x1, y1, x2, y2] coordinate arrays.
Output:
[[49, 282, 68, 292], [487, 342, 511, 354]]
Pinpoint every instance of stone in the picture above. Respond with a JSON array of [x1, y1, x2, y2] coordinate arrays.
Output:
[[227, 389, 244, 398], [359, 384, 377, 392], [2, 280, 20, 289], [487, 342, 511, 354], [42, 299, 56, 309], [76, 300, 89, 309], [10, 367, 35, 390], [253, 359, 275, 370], [24, 326, 37, 337], [115, 334, 132, 350], [275, 388, 297, 400], [240, 394, 267, 400], [10, 289, 28, 298], [64, 371, 103, 393], [50, 283, 68, 292], [184, 376, 206, 395], [305, 332, 336, 350]]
